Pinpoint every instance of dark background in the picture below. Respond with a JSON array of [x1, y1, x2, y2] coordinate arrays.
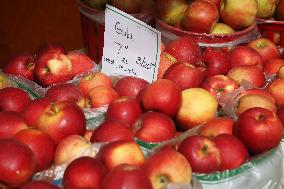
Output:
[[0, 0, 84, 66]]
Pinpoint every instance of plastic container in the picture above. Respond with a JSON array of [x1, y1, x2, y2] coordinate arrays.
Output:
[[155, 19, 260, 48], [257, 18, 284, 47], [76, 0, 154, 63]]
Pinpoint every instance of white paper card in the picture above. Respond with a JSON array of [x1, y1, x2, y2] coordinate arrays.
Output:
[[101, 5, 161, 83]]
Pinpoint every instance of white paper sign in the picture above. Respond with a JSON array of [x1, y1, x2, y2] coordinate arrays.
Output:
[[101, 5, 161, 83]]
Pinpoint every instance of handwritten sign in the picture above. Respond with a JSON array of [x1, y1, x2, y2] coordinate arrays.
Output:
[[101, 5, 161, 83]]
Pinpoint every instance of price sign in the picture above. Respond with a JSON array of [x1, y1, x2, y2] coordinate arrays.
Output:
[[101, 5, 161, 83]]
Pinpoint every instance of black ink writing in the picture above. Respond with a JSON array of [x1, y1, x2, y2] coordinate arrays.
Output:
[[136, 56, 155, 70], [114, 22, 133, 40]]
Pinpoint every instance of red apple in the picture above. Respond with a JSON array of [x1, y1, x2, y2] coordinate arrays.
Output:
[[19, 180, 60, 189], [96, 140, 145, 171], [206, 0, 222, 8], [256, 0, 278, 19], [157, 52, 177, 79], [227, 65, 266, 88], [114, 76, 149, 98], [181, 0, 219, 33], [155, 0, 188, 26], [201, 47, 231, 78], [267, 78, 284, 107], [90, 119, 134, 143], [86, 85, 119, 108], [111, 0, 143, 14], [34, 51, 73, 87], [21, 98, 51, 128], [201, 75, 239, 98], [0, 111, 28, 139], [199, 117, 234, 138], [235, 107, 283, 154], [177, 135, 221, 173], [263, 58, 284, 75], [276, 0, 284, 20], [214, 134, 249, 171], [142, 79, 182, 117], [239, 88, 276, 104], [0, 87, 31, 112], [63, 156, 107, 189], [143, 146, 192, 189], [14, 128, 56, 172], [106, 97, 142, 125], [2, 53, 35, 81], [165, 37, 202, 66], [79, 72, 113, 96], [229, 46, 263, 70], [102, 164, 153, 189], [163, 62, 205, 90], [132, 111, 176, 143], [66, 51, 94, 76], [277, 106, 284, 125], [0, 139, 36, 188], [38, 101, 86, 144], [34, 43, 66, 59], [45, 83, 85, 108], [247, 37, 280, 64], [220, 0, 258, 30], [54, 134, 93, 166]]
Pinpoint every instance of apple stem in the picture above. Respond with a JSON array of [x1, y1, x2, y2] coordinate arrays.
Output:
[[201, 145, 208, 154], [159, 175, 169, 185], [257, 114, 265, 121]]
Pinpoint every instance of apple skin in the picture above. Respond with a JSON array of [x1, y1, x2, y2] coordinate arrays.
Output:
[[210, 22, 235, 34], [235, 107, 283, 154], [66, 51, 94, 76], [90, 119, 134, 143], [53, 134, 92, 166], [45, 83, 85, 108], [14, 128, 56, 172], [181, 0, 219, 33], [177, 135, 221, 173], [155, 0, 188, 26], [214, 134, 249, 171], [38, 101, 86, 144], [240, 88, 276, 104], [276, 0, 284, 20], [256, 0, 278, 19], [21, 98, 51, 128], [63, 156, 107, 189], [267, 78, 284, 107], [106, 97, 142, 125], [163, 62, 205, 90], [143, 146, 192, 189], [229, 46, 263, 70], [201, 47, 231, 78], [114, 76, 149, 98], [96, 140, 145, 171], [165, 37, 202, 66], [102, 164, 153, 189], [34, 43, 66, 59], [132, 111, 176, 143], [157, 52, 177, 79], [2, 53, 35, 81], [79, 72, 113, 96], [176, 88, 218, 130], [86, 85, 119, 108], [0, 139, 36, 188], [234, 93, 277, 117], [247, 38, 280, 64], [111, 0, 143, 14], [19, 180, 60, 189], [276, 106, 284, 125], [0, 111, 28, 139], [0, 87, 31, 112], [220, 0, 258, 30], [34, 51, 73, 87], [142, 79, 182, 117], [201, 75, 239, 98], [199, 117, 234, 138], [227, 65, 266, 88], [263, 58, 284, 75]]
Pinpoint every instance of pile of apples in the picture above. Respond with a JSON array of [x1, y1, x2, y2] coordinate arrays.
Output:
[[156, 0, 263, 34], [1, 43, 95, 87], [256, 0, 284, 20]]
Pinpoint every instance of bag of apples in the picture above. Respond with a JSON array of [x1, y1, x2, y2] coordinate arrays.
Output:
[[155, 0, 260, 48], [76, 0, 155, 63]]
